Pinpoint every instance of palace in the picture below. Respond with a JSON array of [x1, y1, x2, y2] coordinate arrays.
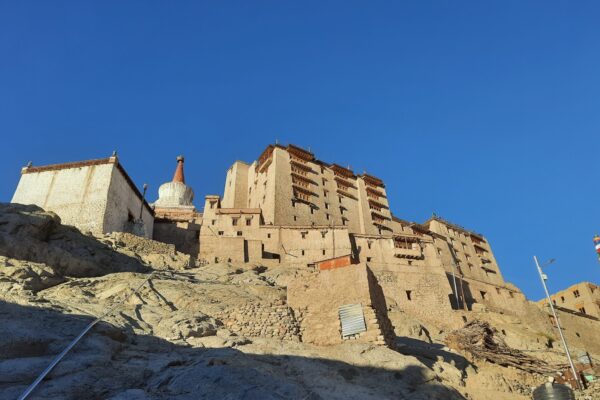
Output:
[[10, 143, 529, 332]]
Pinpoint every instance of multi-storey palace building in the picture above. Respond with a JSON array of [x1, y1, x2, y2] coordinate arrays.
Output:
[[10, 143, 530, 318]]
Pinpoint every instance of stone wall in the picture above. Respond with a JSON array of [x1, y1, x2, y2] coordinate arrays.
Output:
[[287, 263, 395, 347], [213, 300, 301, 341], [153, 221, 200, 256]]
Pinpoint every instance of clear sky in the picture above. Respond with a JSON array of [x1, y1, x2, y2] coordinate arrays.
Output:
[[1, 1, 598, 300]]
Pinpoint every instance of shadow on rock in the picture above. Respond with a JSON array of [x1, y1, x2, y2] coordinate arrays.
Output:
[[0, 300, 466, 400], [0, 203, 149, 280]]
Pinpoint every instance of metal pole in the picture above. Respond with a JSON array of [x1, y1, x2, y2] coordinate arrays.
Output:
[[534, 255, 582, 390], [138, 183, 148, 220]]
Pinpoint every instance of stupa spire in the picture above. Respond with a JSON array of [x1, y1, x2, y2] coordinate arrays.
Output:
[[172, 155, 185, 183]]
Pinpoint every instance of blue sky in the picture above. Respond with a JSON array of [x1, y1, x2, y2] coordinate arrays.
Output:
[[1, 1, 598, 300]]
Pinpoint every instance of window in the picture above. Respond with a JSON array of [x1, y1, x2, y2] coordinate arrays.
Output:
[[325, 203, 329, 209], [293, 216, 297, 221], [237, 231, 242, 236], [578, 307, 586, 314], [210, 201, 216, 209], [338, 196, 343, 203], [560, 296, 565, 303], [366, 257, 372, 262], [218, 231, 224, 236], [367, 241, 372, 249], [322, 178, 326, 185], [211, 220, 216, 226], [321, 231, 326, 238], [407, 260, 413, 266], [246, 218, 252, 226], [232, 218, 238, 226], [480, 291, 487, 300], [326, 214, 330, 220], [301, 232, 307, 239], [301, 250, 305, 256], [342, 219, 347, 226], [292, 200, 296, 208], [406, 290, 412, 301], [267, 233, 271, 239], [574, 290, 581, 298], [322, 249, 326, 256], [310, 208, 314, 214]]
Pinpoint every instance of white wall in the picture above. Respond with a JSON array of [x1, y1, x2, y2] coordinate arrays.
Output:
[[11, 163, 114, 234]]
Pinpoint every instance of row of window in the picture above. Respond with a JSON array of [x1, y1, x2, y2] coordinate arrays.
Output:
[[210, 217, 253, 226]]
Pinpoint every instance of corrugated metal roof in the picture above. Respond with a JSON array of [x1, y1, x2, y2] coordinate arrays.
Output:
[[338, 303, 366, 338]]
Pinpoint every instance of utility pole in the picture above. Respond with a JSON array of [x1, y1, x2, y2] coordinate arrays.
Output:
[[138, 184, 148, 220], [534, 256, 582, 390]]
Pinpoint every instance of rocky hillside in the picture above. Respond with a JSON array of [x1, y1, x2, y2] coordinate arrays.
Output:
[[0, 203, 597, 399]]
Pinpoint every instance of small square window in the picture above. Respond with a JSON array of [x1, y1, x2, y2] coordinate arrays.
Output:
[[366, 257, 372, 262], [218, 231, 224, 236], [237, 231, 242, 236]]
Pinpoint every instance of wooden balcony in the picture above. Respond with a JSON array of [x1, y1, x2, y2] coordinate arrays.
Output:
[[287, 144, 315, 161], [290, 158, 314, 172], [331, 163, 356, 179], [334, 176, 357, 189], [368, 199, 388, 210], [362, 173, 385, 189], [394, 247, 423, 259], [337, 188, 358, 200], [366, 187, 386, 199]]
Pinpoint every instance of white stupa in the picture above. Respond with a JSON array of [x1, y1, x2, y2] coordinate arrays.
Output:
[[154, 155, 194, 209]]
